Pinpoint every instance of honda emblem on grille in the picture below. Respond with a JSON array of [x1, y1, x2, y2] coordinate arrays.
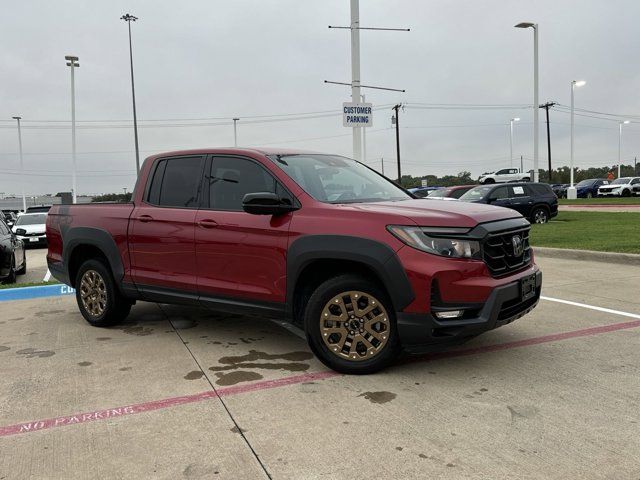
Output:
[[512, 235, 523, 257]]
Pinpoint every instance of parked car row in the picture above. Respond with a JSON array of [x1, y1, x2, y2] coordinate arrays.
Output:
[[598, 177, 640, 197]]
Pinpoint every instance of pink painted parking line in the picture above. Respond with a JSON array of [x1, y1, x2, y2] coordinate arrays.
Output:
[[2, 318, 640, 438]]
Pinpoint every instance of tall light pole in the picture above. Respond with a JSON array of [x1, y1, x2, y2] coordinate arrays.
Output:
[[361, 94, 367, 163], [515, 22, 539, 182], [568, 80, 586, 199], [12, 116, 26, 212], [510, 117, 520, 168], [618, 120, 630, 178], [233, 118, 239, 147], [65, 55, 79, 203], [121, 13, 140, 175]]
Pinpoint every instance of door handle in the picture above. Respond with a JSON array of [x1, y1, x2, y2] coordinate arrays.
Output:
[[138, 215, 153, 223], [198, 219, 218, 229]]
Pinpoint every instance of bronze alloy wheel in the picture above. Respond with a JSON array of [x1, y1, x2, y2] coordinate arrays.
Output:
[[80, 269, 107, 317], [320, 290, 390, 361]]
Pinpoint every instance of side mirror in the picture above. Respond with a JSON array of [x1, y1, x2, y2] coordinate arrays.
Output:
[[242, 192, 299, 216], [15, 228, 26, 236]]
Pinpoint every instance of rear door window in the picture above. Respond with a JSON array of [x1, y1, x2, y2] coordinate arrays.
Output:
[[491, 186, 509, 200], [147, 156, 204, 208], [510, 185, 529, 197]]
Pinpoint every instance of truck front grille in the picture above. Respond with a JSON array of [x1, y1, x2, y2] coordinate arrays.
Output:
[[482, 227, 531, 277]]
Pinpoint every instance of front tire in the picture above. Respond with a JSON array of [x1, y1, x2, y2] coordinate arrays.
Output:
[[483, 178, 495, 184], [2, 256, 17, 284], [75, 259, 131, 327], [622, 189, 631, 197], [304, 274, 400, 374]]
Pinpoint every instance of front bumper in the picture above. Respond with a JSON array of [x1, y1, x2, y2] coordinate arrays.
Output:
[[396, 269, 542, 353], [598, 190, 621, 196]]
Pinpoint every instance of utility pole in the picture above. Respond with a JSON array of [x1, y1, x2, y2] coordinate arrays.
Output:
[[635, 156, 637, 175], [12, 116, 26, 212], [540, 102, 555, 183], [121, 13, 141, 175], [520, 155, 524, 174], [393, 104, 402, 184], [65, 55, 79, 203], [381, 157, 385, 176], [350, 0, 362, 161]]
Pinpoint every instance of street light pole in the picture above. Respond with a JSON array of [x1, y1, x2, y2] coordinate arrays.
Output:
[[618, 120, 630, 178], [65, 55, 79, 204], [515, 22, 539, 182], [233, 118, 239, 147], [568, 80, 586, 199], [121, 13, 140, 175], [12, 116, 26, 212], [392, 104, 402, 184], [510, 117, 520, 168]]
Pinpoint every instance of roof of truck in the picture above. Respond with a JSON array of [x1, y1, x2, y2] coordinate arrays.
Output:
[[144, 147, 325, 160]]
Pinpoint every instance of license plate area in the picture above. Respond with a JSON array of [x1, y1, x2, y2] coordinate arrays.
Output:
[[521, 273, 537, 302]]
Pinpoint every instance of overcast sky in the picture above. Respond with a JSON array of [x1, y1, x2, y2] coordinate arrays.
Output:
[[1, 0, 639, 195]]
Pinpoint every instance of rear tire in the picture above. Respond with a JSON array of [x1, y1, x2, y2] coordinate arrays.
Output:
[[304, 274, 400, 374], [522, 177, 530, 182], [622, 189, 631, 197], [75, 259, 131, 327], [530, 207, 549, 224], [16, 251, 26, 275]]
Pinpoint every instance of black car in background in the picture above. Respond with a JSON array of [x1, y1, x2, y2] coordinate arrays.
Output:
[[459, 183, 558, 224], [0, 218, 26, 284], [551, 183, 568, 198]]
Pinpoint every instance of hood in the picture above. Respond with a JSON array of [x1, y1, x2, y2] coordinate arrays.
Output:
[[13, 223, 46, 234], [337, 199, 521, 228]]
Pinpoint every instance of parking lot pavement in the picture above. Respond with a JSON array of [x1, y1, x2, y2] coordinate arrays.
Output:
[[16, 246, 49, 284], [1, 256, 639, 479]]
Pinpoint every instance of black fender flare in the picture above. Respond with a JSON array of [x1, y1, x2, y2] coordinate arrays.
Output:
[[286, 235, 415, 314], [62, 227, 125, 285]]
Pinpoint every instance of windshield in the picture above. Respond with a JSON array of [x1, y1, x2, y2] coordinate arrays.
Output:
[[611, 178, 631, 185], [459, 186, 493, 201], [15, 213, 47, 226], [268, 154, 411, 203]]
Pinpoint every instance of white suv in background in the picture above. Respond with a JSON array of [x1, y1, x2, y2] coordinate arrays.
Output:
[[479, 168, 530, 184], [597, 177, 640, 197]]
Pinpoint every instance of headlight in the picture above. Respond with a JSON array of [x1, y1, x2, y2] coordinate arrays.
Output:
[[387, 225, 481, 259]]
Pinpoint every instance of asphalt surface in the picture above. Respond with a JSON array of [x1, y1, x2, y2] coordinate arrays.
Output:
[[1, 255, 639, 479], [16, 246, 49, 284]]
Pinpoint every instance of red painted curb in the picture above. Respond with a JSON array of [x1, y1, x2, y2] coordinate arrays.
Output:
[[2, 319, 639, 438]]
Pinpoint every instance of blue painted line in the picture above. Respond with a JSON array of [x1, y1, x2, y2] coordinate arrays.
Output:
[[0, 284, 75, 302]]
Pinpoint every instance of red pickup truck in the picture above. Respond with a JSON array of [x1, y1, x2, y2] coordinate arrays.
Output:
[[46, 148, 541, 374]]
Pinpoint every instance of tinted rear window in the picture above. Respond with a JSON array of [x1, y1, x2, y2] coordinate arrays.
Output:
[[147, 157, 204, 208], [528, 184, 553, 195]]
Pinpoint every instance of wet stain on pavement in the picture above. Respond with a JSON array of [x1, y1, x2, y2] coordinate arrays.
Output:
[[119, 366, 132, 371], [7, 317, 24, 322], [209, 350, 313, 373], [358, 391, 397, 404], [96, 337, 111, 341], [184, 370, 204, 380], [230, 425, 246, 434], [34, 310, 66, 318], [0, 346, 10, 353], [214, 370, 263, 386], [396, 447, 403, 451], [16, 348, 55, 358], [77, 361, 92, 367]]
